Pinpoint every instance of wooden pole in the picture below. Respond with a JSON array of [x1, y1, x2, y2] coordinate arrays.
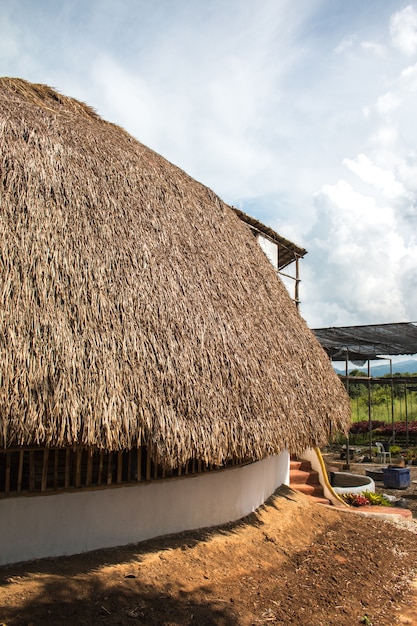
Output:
[[344, 350, 350, 470]]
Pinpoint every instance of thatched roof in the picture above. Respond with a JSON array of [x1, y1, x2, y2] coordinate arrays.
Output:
[[0, 77, 350, 467], [232, 207, 307, 271]]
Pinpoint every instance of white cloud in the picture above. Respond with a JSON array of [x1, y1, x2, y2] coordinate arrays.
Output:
[[368, 125, 399, 149], [302, 133, 417, 327], [302, 179, 410, 327], [396, 150, 417, 192], [375, 91, 401, 114], [361, 41, 386, 56], [400, 62, 417, 90], [343, 154, 412, 201], [334, 34, 357, 55], [390, 5, 417, 56]]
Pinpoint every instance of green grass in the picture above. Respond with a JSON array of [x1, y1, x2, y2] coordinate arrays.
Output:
[[350, 395, 417, 423]]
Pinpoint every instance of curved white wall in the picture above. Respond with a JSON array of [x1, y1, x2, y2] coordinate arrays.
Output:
[[0, 451, 289, 565]]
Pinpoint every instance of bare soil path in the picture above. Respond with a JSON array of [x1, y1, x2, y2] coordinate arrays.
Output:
[[1, 485, 417, 625]]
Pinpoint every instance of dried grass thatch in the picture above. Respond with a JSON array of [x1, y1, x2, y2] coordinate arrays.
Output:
[[0, 77, 350, 467]]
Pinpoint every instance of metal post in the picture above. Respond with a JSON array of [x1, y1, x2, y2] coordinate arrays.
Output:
[[344, 349, 350, 470], [405, 382, 409, 446], [368, 359, 372, 460], [390, 359, 395, 445]]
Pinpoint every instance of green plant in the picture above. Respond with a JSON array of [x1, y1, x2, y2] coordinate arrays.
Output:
[[341, 493, 370, 507], [341, 491, 392, 507], [361, 491, 392, 506], [403, 447, 417, 460], [389, 445, 401, 456]]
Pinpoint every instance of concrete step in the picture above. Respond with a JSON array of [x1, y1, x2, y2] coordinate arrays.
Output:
[[289, 457, 331, 505], [290, 468, 320, 485], [291, 482, 325, 498], [290, 459, 312, 472]]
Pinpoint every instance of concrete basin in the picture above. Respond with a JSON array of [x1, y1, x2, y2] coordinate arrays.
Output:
[[330, 472, 376, 495]]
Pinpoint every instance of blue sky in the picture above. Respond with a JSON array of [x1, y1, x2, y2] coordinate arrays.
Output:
[[2, 0, 417, 333]]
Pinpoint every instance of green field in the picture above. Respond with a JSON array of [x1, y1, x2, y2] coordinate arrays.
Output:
[[342, 372, 417, 446], [350, 393, 417, 423]]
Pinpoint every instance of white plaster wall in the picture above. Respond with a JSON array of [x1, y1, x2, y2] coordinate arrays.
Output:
[[0, 451, 289, 566], [257, 234, 278, 270]]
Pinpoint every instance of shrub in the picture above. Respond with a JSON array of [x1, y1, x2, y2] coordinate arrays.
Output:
[[342, 493, 370, 507], [361, 491, 391, 506], [341, 492, 392, 507]]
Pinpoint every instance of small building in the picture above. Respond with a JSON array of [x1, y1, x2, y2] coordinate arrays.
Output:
[[0, 78, 350, 565], [233, 208, 307, 309]]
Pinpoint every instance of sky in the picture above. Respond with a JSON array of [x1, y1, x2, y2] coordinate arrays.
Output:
[[1, 0, 417, 336]]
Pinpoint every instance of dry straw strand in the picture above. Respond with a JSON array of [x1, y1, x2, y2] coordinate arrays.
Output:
[[0, 77, 351, 467]]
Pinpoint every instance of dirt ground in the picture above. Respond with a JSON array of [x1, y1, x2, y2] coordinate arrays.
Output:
[[2, 478, 417, 626]]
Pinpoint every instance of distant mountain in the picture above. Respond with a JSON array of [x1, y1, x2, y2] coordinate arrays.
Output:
[[334, 359, 417, 377]]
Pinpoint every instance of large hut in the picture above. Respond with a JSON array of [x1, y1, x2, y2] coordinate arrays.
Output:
[[0, 78, 350, 564]]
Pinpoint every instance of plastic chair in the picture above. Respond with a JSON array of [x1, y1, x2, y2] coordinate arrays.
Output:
[[375, 442, 391, 464]]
